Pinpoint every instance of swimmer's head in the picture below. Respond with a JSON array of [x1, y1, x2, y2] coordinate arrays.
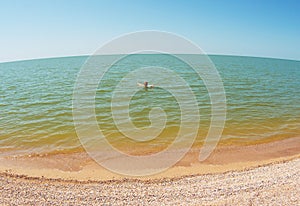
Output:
[[144, 81, 148, 87]]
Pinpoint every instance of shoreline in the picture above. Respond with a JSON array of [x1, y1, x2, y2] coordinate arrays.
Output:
[[1, 154, 299, 184], [0, 136, 299, 182]]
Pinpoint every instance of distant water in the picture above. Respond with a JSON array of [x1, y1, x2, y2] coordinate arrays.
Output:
[[0, 55, 299, 156]]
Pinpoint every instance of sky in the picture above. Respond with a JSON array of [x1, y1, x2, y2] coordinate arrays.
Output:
[[0, 0, 299, 62]]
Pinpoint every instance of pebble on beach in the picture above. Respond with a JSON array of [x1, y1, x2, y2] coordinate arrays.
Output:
[[0, 158, 299, 205]]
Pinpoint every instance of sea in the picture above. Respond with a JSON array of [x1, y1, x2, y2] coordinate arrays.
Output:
[[0, 55, 299, 157]]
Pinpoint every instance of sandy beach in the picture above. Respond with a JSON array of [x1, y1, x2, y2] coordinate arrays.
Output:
[[0, 137, 299, 205], [0, 157, 299, 205]]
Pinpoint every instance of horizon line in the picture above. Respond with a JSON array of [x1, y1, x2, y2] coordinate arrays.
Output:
[[0, 53, 299, 64]]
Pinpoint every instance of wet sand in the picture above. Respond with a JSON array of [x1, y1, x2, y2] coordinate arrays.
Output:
[[0, 137, 299, 205], [0, 136, 299, 181]]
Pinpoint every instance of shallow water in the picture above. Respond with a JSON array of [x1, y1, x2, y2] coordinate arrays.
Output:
[[0, 55, 299, 156]]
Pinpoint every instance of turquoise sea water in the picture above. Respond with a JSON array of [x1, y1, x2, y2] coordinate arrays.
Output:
[[0, 55, 299, 155]]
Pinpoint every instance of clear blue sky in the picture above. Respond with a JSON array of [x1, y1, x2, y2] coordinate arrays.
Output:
[[0, 0, 299, 62]]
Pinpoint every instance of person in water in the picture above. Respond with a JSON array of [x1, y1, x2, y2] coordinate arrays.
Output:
[[137, 81, 154, 88]]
